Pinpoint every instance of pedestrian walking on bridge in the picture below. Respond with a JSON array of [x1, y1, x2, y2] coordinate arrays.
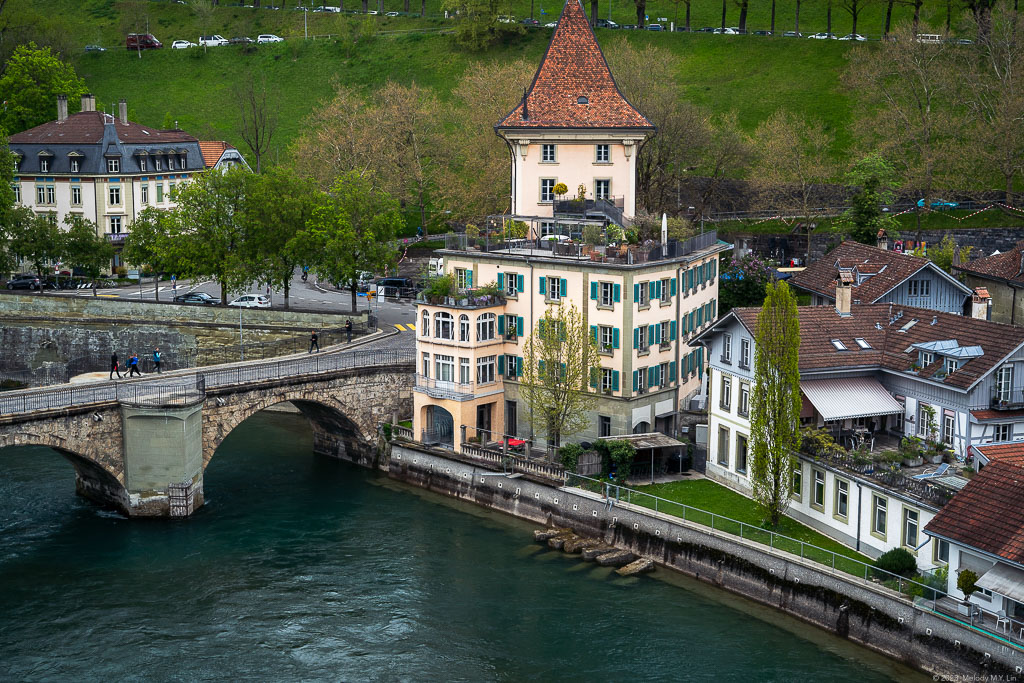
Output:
[[309, 330, 319, 354], [110, 352, 121, 380], [345, 319, 353, 343], [128, 353, 142, 377], [153, 348, 162, 374]]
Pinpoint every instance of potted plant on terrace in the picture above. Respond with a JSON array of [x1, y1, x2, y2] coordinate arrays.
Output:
[[423, 274, 455, 305], [900, 435, 925, 468], [957, 569, 980, 616]]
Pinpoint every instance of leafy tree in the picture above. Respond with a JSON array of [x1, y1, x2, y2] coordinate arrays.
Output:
[[7, 208, 62, 275], [122, 206, 178, 299], [719, 253, 772, 314], [750, 280, 801, 528], [243, 168, 319, 309], [924, 233, 973, 275], [0, 128, 17, 274], [441, 0, 524, 50], [835, 153, 899, 245], [292, 171, 402, 312], [520, 304, 599, 450], [62, 215, 114, 288], [234, 72, 278, 174], [0, 42, 86, 134]]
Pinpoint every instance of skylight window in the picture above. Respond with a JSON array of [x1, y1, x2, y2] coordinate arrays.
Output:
[[855, 338, 871, 349], [831, 339, 848, 351], [900, 318, 919, 332], [577, 96, 589, 104]]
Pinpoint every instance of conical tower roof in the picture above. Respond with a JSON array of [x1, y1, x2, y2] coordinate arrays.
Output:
[[496, 0, 653, 131]]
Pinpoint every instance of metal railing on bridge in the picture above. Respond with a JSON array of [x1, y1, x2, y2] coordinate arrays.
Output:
[[0, 347, 413, 417]]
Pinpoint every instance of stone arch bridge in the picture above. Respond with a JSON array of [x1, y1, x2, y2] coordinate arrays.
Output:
[[0, 346, 413, 516]]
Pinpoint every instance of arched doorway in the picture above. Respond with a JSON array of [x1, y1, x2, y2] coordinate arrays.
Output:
[[633, 421, 650, 434], [424, 405, 454, 449]]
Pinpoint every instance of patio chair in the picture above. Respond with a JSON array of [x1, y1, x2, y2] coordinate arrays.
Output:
[[996, 610, 1011, 633], [912, 463, 949, 480]]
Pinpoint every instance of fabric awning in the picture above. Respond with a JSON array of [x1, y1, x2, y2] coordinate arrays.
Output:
[[800, 377, 904, 422], [976, 563, 1024, 603], [597, 432, 684, 449]]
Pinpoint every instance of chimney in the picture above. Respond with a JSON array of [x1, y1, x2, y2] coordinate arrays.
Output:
[[56, 95, 68, 122], [835, 270, 853, 317], [118, 99, 128, 125], [80, 94, 96, 112], [876, 229, 889, 251], [972, 287, 992, 320]]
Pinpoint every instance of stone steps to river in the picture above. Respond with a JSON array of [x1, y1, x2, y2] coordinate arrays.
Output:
[[595, 549, 636, 567], [616, 558, 655, 576]]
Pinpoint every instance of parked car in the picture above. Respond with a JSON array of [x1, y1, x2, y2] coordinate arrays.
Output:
[[84, 44, 106, 52], [199, 35, 230, 47], [173, 291, 222, 306], [915, 33, 943, 43], [171, 40, 197, 49], [646, 23, 664, 31], [917, 198, 960, 210], [126, 33, 163, 50], [5, 274, 43, 290], [376, 277, 416, 297], [596, 18, 618, 28], [520, 18, 540, 25], [752, 30, 772, 36], [621, 24, 638, 30], [712, 27, 738, 34], [544, 22, 557, 27], [808, 32, 837, 39], [228, 294, 271, 309], [257, 34, 284, 43], [385, 10, 400, 16], [783, 31, 803, 37], [695, 26, 716, 32], [229, 36, 255, 45], [673, 25, 690, 32], [838, 33, 867, 41]]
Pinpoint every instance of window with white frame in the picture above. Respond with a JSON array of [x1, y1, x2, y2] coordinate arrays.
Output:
[[70, 158, 80, 173], [421, 310, 430, 336], [834, 479, 849, 519], [540, 179, 556, 202], [155, 157, 162, 171], [39, 158, 49, 173], [107, 158, 120, 173], [477, 313, 496, 341], [595, 179, 610, 200], [141, 184, 148, 204], [434, 354, 454, 382], [921, 351, 934, 367], [637, 325, 648, 351], [717, 426, 730, 466], [455, 268, 468, 290], [109, 185, 121, 205], [12, 185, 20, 203], [659, 321, 670, 346], [636, 281, 649, 307], [599, 326, 614, 352], [600, 281, 615, 307], [505, 274, 518, 297], [109, 216, 122, 233], [636, 366, 648, 393], [792, 466, 802, 501], [36, 185, 45, 204], [71, 186, 81, 206], [541, 144, 556, 163], [506, 355, 519, 378], [660, 278, 671, 302], [722, 334, 732, 363], [169, 156, 176, 170], [739, 382, 750, 417], [601, 368, 614, 392], [735, 435, 748, 474], [548, 277, 561, 301], [596, 144, 609, 163], [812, 469, 825, 510], [996, 366, 1013, 403], [943, 413, 955, 446], [459, 357, 471, 384], [434, 311, 454, 340], [139, 158, 147, 172], [740, 338, 750, 368], [872, 495, 887, 538], [459, 314, 470, 342], [720, 374, 731, 410], [934, 539, 949, 564], [421, 352, 430, 377], [46, 185, 54, 204], [903, 508, 919, 548], [995, 423, 1013, 441], [477, 356, 496, 384], [944, 358, 958, 375], [908, 279, 931, 297]]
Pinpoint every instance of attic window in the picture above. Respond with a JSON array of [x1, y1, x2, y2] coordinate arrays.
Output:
[[577, 96, 589, 104], [831, 339, 848, 351], [855, 338, 871, 349]]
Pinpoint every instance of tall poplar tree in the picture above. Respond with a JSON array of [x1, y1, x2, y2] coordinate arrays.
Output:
[[750, 281, 802, 528]]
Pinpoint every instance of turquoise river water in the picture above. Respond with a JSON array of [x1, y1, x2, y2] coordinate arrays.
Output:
[[0, 411, 925, 681]]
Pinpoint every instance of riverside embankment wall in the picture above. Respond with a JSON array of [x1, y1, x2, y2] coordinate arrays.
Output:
[[388, 443, 1023, 677]]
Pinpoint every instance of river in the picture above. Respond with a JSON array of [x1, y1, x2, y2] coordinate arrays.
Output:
[[0, 411, 923, 681]]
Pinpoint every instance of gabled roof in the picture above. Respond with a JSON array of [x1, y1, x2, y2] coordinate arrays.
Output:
[[199, 141, 231, 167], [789, 241, 971, 303], [925, 459, 1024, 567], [971, 442, 1024, 467], [957, 240, 1024, 285], [717, 303, 1024, 391], [9, 111, 197, 145], [495, 0, 653, 131]]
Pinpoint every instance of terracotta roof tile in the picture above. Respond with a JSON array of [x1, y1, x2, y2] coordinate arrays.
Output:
[[10, 111, 197, 145], [957, 241, 1024, 284], [970, 409, 1024, 422], [971, 442, 1024, 466], [496, 0, 652, 130], [198, 140, 230, 168], [790, 241, 938, 303], [925, 460, 1024, 565], [732, 303, 1024, 390]]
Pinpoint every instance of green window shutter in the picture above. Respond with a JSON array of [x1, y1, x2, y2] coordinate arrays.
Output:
[[612, 370, 620, 392], [684, 354, 690, 377], [633, 327, 639, 349], [517, 317, 524, 336], [558, 321, 566, 341], [498, 315, 505, 335], [590, 325, 598, 343], [498, 355, 506, 376], [711, 299, 717, 318], [711, 260, 717, 278], [690, 311, 696, 330], [670, 320, 677, 341], [682, 314, 689, 334], [696, 308, 703, 327], [539, 276, 546, 295], [517, 356, 524, 377], [560, 362, 566, 379], [517, 274, 524, 293], [689, 268, 695, 289], [648, 324, 656, 345], [613, 327, 620, 349], [648, 280, 655, 300], [538, 319, 546, 339], [613, 284, 621, 302], [539, 359, 546, 376], [590, 367, 599, 389], [634, 283, 641, 303], [590, 281, 598, 300], [697, 348, 704, 377], [632, 370, 639, 391], [648, 366, 656, 387], [467, 270, 473, 288], [560, 278, 567, 297], [670, 361, 676, 382], [497, 273, 504, 290], [671, 277, 677, 297]]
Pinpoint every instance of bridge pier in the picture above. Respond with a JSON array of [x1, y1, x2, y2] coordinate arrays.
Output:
[[121, 402, 205, 516]]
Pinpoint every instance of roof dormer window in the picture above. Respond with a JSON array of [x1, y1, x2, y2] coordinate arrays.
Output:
[[39, 158, 49, 173], [577, 96, 589, 104]]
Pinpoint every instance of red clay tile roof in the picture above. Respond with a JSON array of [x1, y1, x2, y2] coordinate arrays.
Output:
[[496, 0, 652, 130], [957, 241, 1024, 284], [971, 409, 1024, 422], [10, 111, 197, 145], [198, 141, 231, 168], [971, 442, 1024, 466], [789, 241, 950, 303], [730, 303, 1024, 390], [925, 460, 1024, 565]]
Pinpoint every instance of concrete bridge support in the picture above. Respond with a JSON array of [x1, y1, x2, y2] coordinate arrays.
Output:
[[121, 402, 205, 516]]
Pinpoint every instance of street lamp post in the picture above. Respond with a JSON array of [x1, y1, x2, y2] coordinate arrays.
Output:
[[239, 305, 244, 361]]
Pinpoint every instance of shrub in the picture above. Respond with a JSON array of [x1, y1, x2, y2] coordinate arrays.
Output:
[[596, 439, 635, 485], [582, 224, 603, 246], [553, 182, 568, 196], [423, 274, 455, 302], [116, 266, 127, 277], [875, 547, 917, 578], [606, 224, 624, 244], [957, 569, 979, 599], [625, 227, 639, 245], [558, 443, 583, 471]]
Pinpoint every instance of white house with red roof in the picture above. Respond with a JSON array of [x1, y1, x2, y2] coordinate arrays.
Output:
[[198, 141, 250, 172]]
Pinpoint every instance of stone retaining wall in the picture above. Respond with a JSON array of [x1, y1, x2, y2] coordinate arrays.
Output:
[[388, 443, 1024, 677]]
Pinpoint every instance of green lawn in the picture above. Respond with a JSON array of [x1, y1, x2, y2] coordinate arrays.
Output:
[[630, 478, 875, 575]]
